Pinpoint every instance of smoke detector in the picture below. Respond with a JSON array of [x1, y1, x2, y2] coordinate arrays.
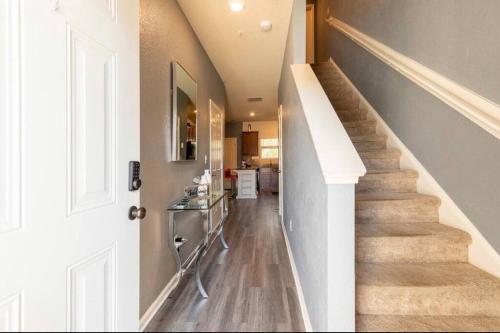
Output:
[[260, 20, 273, 32]]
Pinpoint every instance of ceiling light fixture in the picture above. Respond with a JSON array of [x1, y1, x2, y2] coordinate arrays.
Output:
[[228, 0, 245, 12], [249, 112, 255, 117]]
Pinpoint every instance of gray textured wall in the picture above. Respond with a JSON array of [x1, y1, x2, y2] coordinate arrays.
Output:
[[140, 0, 226, 316], [316, 0, 500, 251], [279, 1, 329, 330]]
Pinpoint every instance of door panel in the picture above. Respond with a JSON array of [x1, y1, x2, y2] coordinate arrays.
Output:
[[0, 0, 21, 234], [279, 106, 284, 217], [68, 246, 116, 332], [68, 28, 117, 214], [0, 1, 140, 331], [223, 137, 237, 170], [0, 293, 22, 331], [210, 100, 224, 226]]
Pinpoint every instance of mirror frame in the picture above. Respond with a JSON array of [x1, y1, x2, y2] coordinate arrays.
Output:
[[171, 61, 198, 161]]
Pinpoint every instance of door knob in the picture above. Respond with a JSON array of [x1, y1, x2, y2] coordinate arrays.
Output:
[[129, 206, 147, 221]]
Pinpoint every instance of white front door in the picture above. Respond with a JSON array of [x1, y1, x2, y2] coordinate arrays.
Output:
[[210, 100, 224, 224], [0, 1, 140, 331]]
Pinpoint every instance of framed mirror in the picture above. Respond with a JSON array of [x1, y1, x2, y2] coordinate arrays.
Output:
[[172, 62, 198, 161]]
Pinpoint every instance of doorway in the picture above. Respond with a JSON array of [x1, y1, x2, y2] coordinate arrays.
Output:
[[278, 106, 284, 219], [306, 4, 315, 64], [210, 100, 225, 225]]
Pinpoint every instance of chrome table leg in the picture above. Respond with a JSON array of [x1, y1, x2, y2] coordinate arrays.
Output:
[[219, 227, 229, 249], [168, 211, 182, 298], [194, 210, 211, 298], [220, 193, 230, 249], [195, 244, 208, 298]]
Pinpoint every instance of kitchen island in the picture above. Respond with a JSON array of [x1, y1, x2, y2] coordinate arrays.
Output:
[[235, 169, 258, 199]]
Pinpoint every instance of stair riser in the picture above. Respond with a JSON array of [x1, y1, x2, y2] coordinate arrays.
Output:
[[318, 78, 340, 83], [316, 75, 346, 86], [321, 85, 346, 92], [354, 141, 387, 152], [332, 100, 360, 110], [346, 126, 377, 136], [357, 287, 500, 316], [315, 73, 342, 80], [357, 178, 417, 193], [356, 202, 440, 224], [356, 244, 469, 263], [338, 111, 368, 122], [360, 156, 400, 170], [326, 90, 359, 100], [311, 67, 334, 72], [325, 87, 352, 97], [311, 67, 335, 71], [317, 78, 343, 84]]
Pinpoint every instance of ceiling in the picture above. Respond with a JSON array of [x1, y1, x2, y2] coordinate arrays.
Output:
[[178, 0, 294, 122]]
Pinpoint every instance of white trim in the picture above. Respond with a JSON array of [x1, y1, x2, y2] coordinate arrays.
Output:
[[278, 105, 284, 218], [139, 274, 179, 332], [330, 58, 500, 278], [280, 219, 313, 332], [327, 17, 500, 140], [291, 64, 366, 185], [1, 0, 22, 233]]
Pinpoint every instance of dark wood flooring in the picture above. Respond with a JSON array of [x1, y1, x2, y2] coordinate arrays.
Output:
[[146, 193, 305, 332]]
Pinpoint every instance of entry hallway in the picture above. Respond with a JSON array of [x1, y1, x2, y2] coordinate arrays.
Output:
[[146, 194, 306, 332]]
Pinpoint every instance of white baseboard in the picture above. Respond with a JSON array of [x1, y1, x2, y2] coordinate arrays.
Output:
[[329, 57, 500, 278], [280, 219, 313, 332], [139, 274, 179, 332]]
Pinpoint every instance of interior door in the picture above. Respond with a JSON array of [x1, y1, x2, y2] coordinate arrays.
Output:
[[0, 1, 140, 331], [223, 137, 237, 170], [278, 105, 284, 219], [210, 100, 224, 226], [306, 4, 315, 64]]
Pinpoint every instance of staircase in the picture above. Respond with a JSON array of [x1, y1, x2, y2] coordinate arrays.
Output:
[[312, 62, 500, 332]]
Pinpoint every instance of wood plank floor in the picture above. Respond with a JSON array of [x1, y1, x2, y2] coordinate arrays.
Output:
[[146, 193, 305, 332]]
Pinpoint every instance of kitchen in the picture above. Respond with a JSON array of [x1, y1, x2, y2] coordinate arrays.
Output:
[[224, 120, 280, 199]]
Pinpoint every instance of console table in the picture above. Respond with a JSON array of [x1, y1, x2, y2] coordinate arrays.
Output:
[[167, 191, 229, 298]]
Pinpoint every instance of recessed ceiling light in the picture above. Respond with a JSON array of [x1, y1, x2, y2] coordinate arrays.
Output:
[[249, 112, 255, 117], [228, 0, 245, 12]]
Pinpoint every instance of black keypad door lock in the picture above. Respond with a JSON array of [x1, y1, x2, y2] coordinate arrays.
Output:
[[129, 161, 142, 191]]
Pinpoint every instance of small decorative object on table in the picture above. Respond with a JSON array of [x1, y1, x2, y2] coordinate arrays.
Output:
[[192, 169, 212, 197]]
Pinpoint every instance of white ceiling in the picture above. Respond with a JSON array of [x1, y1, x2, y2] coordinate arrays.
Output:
[[178, 0, 294, 122]]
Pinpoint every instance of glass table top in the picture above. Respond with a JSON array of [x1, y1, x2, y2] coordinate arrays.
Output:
[[168, 191, 227, 211]]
